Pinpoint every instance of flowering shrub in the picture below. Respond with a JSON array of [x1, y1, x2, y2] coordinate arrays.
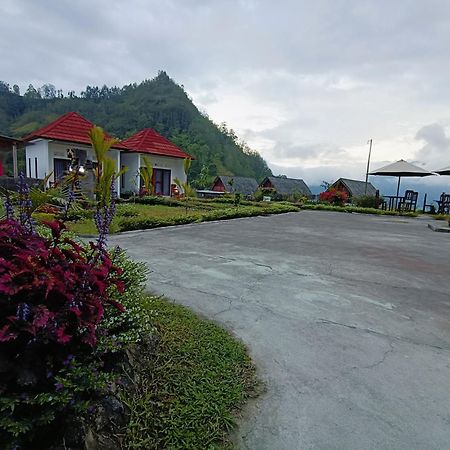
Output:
[[0, 128, 140, 448], [319, 188, 348, 206], [0, 218, 126, 447]]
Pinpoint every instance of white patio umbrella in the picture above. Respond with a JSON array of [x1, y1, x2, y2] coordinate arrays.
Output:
[[369, 159, 435, 196], [434, 166, 450, 176]]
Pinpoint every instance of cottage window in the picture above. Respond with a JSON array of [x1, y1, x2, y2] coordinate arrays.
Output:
[[54, 158, 70, 180]]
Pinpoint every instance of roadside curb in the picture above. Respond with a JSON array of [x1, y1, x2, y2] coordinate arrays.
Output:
[[427, 223, 450, 233]]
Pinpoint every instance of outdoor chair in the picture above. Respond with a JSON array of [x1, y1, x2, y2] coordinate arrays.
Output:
[[422, 193, 435, 214], [437, 193, 450, 214], [398, 190, 418, 212]]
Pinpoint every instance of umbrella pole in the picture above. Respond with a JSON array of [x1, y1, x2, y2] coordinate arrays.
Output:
[[396, 176, 401, 197]]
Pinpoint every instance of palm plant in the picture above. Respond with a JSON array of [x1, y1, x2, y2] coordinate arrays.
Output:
[[139, 156, 153, 196], [174, 157, 194, 213], [88, 126, 126, 207]]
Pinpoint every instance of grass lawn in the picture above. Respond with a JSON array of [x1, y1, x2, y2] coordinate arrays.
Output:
[[69, 203, 211, 235], [32, 198, 300, 235], [120, 296, 259, 449]]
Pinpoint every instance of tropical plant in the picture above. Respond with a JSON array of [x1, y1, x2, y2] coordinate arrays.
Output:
[[192, 164, 211, 189], [88, 126, 126, 245], [0, 217, 125, 447], [139, 156, 153, 197], [173, 157, 195, 213], [0, 136, 144, 447]]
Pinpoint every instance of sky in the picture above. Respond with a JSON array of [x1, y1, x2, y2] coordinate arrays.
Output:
[[1, 0, 450, 191]]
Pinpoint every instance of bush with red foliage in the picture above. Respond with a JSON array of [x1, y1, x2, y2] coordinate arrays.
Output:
[[319, 188, 349, 206], [0, 218, 124, 382], [0, 218, 125, 446]]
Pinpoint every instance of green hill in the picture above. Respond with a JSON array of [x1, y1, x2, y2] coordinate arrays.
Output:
[[0, 72, 272, 184]]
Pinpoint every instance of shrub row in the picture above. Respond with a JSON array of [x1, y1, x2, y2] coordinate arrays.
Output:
[[301, 203, 418, 217], [118, 204, 299, 232], [129, 196, 184, 207]]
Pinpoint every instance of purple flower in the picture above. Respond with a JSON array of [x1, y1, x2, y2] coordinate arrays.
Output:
[[63, 188, 76, 219], [63, 354, 75, 366], [55, 382, 64, 391], [3, 192, 14, 219], [16, 303, 30, 321], [95, 176, 118, 250], [17, 172, 35, 234]]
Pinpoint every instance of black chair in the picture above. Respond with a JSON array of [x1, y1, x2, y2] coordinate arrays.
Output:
[[437, 193, 450, 214], [422, 193, 435, 214], [398, 190, 418, 212]]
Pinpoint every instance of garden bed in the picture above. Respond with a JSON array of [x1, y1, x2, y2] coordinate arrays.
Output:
[[33, 198, 300, 235]]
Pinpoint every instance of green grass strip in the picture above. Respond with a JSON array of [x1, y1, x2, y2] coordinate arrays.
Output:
[[119, 296, 258, 450]]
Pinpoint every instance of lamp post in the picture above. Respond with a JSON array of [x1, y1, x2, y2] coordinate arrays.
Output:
[[365, 139, 373, 195]]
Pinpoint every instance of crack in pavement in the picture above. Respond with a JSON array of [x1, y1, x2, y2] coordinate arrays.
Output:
[[362, 341, 395, 370], [316, 318, 450, 352]]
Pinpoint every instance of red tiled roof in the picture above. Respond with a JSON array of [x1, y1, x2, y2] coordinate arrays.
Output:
[[23, 112, 126, 149], [121, 128, 192, 159]]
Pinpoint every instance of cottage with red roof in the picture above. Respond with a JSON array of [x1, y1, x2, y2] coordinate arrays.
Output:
[[120, 128, 191, 196], [24, 112, 192, 197]]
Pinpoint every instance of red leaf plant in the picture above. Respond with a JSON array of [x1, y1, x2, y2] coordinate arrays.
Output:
[[0, 218, 124, 395], [319, 188, 349, 206]]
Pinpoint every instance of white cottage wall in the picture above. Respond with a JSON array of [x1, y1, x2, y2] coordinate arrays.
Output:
[[25, 140, 49, 179], [120, 152, 140, 194], [140, 154, 186, 193]]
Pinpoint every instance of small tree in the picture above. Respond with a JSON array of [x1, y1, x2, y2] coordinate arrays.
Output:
[[193, 164, 210, 189], [227, 178, 241, 207]]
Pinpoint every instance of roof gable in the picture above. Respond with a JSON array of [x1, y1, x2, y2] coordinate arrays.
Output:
[[23, 112, 126, 149], [264, 177, 312, 197], [333, 178, 377, 197], [121, 128, 191, 159], [24, 112, 93, 144], [215, 176, 259, 195]]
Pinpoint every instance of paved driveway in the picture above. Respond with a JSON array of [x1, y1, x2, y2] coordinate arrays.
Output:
[[110, 211, 450, 450]]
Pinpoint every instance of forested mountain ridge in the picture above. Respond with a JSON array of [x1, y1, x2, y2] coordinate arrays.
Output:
[[0, 71, 272, 183]]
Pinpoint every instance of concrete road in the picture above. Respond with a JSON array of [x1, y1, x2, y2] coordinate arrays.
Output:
[[110, 211, 450, 450]]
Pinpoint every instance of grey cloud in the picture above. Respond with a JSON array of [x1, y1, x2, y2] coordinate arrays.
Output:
[[415, 123, 450, 168], [1, 0, 450, 184]]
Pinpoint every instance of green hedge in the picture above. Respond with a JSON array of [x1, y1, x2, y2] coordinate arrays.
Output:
[[129, 196, 185, 207], [119, 204, 298, 232], [301, 203, 418, 217]]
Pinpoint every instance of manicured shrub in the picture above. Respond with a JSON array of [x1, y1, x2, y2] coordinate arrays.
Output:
[[116, 204, 140, 218], [353, 195, 383, 209], [0, 218, 126, 448], [119, 214, 198, 231], [59, 207, 95, 221], [319, 188, 348, 206], [134, 195, 184, 207], [300, 203, 418, 216]]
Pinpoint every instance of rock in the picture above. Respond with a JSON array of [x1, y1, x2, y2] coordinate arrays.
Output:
[[84, 395, 129, 450]]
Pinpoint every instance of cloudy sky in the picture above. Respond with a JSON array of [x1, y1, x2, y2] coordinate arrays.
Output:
[[1, 0, 450, 188]]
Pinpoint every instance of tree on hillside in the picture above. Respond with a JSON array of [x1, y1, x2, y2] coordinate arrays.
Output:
[[0, 72, 273, 182], [39, 84, 56, 99], [0, 81, 10, 93], [24, 84, 41, 99]]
